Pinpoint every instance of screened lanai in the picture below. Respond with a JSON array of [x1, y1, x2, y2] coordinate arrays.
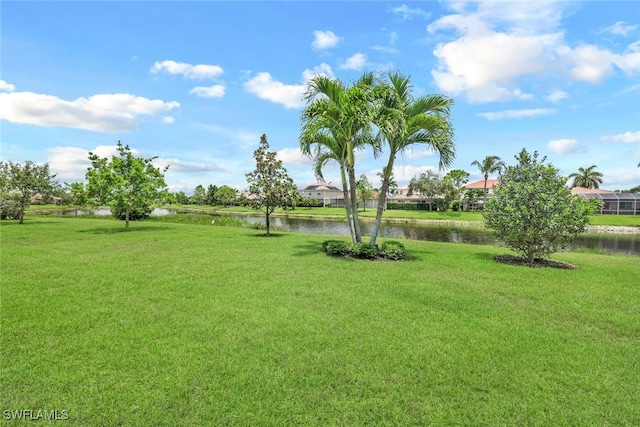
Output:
[[577, 191, 640, 215]]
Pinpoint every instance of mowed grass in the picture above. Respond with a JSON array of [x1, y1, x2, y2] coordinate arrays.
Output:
[[1, 218, 639, 426]]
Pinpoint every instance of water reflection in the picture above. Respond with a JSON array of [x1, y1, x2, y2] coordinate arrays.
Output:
[[55, 208, 638, 256]]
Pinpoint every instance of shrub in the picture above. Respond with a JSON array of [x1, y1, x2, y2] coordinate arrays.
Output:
[[380, 240, 407, 260], [484, 149, 594, 266], [348, 242, 378, 259], [324, 240, 349, 256], [433, 198, 449, 211]]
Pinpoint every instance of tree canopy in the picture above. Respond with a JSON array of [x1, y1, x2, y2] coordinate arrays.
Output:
[[567, 165, 603, 189], [246, 134, 299, 236], [0, 160, 60, 223], [85, 141, 168, 228], [484, 149, 595, 266], [370, 71, 455, 244]]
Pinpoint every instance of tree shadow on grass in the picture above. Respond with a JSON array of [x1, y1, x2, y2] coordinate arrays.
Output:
[[291, 241, 324, 257], [79, 225, 172, 235], [246, 232, 289, 238]]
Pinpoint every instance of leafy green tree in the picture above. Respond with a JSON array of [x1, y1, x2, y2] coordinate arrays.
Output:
[[86, 141, 168, 228], [356, 173, 374, 211], [567, 165, 604, 189], [214, 185, 237, 207], [407, 170, 443, 211], [444, 169, 470, 212], [0, 160, 60, 223], [66, 182, 89, 207], [246, 134, 299, 236], [206, 184, 218, 205], [471, 155, 505, 198], [301, 72, 378, 243], [192, 184, 206, 205], [484, 149, 595, 266], [370, 72, 455, 244], [174, 191, 189, 205]]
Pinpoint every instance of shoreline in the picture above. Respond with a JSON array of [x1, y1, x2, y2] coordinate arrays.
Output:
[[27, 206, 640, 234]]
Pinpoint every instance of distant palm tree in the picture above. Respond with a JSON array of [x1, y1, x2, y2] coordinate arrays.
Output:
[[471, 155, 505, 198], [568, 165, 604, 189]]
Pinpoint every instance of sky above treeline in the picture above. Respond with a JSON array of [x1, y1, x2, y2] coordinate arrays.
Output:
[[1, 1, 639, 193]]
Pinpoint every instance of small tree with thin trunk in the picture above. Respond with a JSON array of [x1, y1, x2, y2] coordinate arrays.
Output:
[[407, 170, 443, 211], [444, 169, 469, 211], [484, 149, 595, 266], [86, 141, 168, 228], [356, 173, 374, 211], [246, 134, 299, 236]]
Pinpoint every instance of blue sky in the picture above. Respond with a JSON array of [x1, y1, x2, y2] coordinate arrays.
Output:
[[1, 1, 639, 193]]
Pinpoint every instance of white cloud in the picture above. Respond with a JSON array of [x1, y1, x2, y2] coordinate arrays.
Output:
[[601, 131, 640, 144], [189, 84, 226, 98], [47, 145, 130, 181], [557, 44, 616, 83], [0, 91, 179, 132], [162, 116, 175, 124], [547, 138, 579, 154], [403, 148, 436, 160], [391, 4, 430, 20], [154, 158, 224, 173], [427, 2, 640, 102], [244, 72, 305, 109], [0, 80, 15, 92], [301, 63, 334, 83], [150, 60, 223, 80], [277, 147, 313, 166], [312, 30, 341, 50], [602, 21, 638, 37], [476, 108, 557, 120], [340, 53, 368, 71], [391, 165, 439, 185], [47, 146, 93, 181], [428, 12, 563, 102], [546, 90, 568, 103], [244, 63, 334, 109]]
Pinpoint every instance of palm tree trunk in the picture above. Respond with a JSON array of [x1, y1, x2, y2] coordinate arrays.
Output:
[[347, 164, 362, 242], [340, 166, 356, 242], [346, 140, 362, 243], [483, 172, 489, 208], [369, 156, 395, 245]]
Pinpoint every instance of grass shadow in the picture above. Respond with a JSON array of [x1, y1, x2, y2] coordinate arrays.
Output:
[[246, 231, 289, 238], [79, 225, 172, 235], [291, 241, 324, 257]]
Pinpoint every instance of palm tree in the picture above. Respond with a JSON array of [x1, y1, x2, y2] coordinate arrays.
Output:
[[369, 71, 455, 245], [471, 155, 505, 199], [300, 73, 378, 243], [568, 165, 603, 189]]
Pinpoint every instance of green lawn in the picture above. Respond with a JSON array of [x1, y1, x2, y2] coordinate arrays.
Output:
[[1, 217, 638, 425]]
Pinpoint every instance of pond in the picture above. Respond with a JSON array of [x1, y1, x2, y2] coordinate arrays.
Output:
[[57, 208, 639, 256]]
